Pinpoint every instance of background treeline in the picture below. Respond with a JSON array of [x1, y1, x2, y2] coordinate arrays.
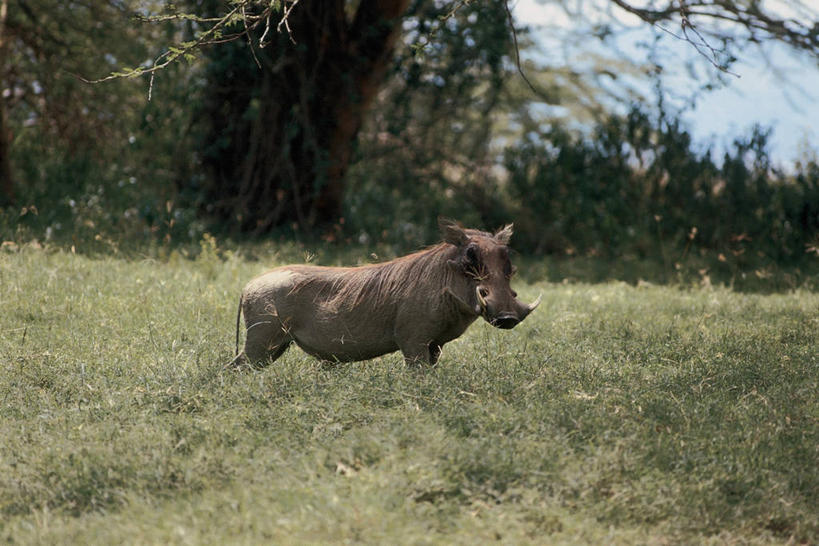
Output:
[[351, 107, 819, 266], [1, 0, 818, 274]]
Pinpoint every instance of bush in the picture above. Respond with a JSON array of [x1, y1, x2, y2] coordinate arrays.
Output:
[[503, 107, 819, 264]]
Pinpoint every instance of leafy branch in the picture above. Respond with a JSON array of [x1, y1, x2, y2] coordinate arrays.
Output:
[[80, 0, 304, 95]]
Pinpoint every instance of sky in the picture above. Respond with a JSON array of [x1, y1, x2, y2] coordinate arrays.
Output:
[[512, 0, 819, 167], [684, 46, 819, 164]]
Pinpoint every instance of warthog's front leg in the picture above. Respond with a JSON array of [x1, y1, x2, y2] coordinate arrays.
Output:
[[225, 351, 249, 369], [429, 343, 443, 366], [398, 341, 431, 367], [395, 311, 442, 367], [397, 337, 445, 367]]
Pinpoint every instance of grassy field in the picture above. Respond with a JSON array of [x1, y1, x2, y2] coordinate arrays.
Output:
[[1, 240, 817, 544]]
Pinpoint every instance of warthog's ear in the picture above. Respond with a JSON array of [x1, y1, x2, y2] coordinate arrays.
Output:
[[494, 223, 514, 244], [439, 217, 468, 247]]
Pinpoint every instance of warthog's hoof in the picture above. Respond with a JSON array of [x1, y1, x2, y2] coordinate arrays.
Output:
[[224, 352, 250, 370]]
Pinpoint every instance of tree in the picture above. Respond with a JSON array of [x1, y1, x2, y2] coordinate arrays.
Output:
[[0, 0, 13, 205], [36, 0, 819, 234], [342, 0, 521, 245], [170, 0, 819, 233], [0, 0, 153, 208], [190, 0, 410, 232]]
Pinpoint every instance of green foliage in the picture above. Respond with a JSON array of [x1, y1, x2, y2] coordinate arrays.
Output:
[[342, 0, 515, 247], [504, 107, 819, 266], [345, 95, 819, 279], [1, 245, 817, 542], [0, 0, 207, 247]]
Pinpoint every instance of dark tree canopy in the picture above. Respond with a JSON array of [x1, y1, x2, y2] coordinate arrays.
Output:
[[194, 0, 410, 232]]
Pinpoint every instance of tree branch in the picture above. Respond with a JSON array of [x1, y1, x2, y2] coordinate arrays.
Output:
[[610, 0, 819, 75], [276, 0, 301, 44], [81, 3, 249, 85], [81, 1, 287, 88], [504, 0, 542, 96]]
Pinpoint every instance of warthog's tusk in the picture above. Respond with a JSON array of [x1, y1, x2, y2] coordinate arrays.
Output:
[[475, 285, 488, 312], [528, 293, 542, 312]]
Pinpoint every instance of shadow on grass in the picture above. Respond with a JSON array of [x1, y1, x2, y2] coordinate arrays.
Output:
[[2, 213, 817, 294]]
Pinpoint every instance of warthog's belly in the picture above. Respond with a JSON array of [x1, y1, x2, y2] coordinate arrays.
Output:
[[293, 333, 399, 363]]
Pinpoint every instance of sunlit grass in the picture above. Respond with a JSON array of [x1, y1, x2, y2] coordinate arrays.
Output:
[[1, 242, 817, 544]]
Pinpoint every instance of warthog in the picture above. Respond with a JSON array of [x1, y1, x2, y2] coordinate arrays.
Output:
[[228, 219, 540, 367]]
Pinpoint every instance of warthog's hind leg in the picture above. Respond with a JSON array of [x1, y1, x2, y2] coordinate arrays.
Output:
[[254, 341, 292, 367], [243, 317, 293, 367]]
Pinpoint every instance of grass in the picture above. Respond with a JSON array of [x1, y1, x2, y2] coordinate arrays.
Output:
[[1, 239, 817, 544]]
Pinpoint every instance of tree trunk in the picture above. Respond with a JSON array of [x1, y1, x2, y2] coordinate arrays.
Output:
[[0, 97, 11, 207], [0, 0, 14, 206], [196, 0, 409, 233]]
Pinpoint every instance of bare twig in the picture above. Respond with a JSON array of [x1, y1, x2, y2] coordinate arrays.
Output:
[[612, 0, 738, 75], [148, 71, 156, 100], [133, 12, 226, 24], [259, 9, 273, 47], [679, 2, 740, 77], [652, 19, 739, 77], [440, 0, 474, 23], [243, 3, 262, 68], [277, 0, 301, 45], [503, 0, 541, 96], [611, 0, 819, 73], [609, 0, 675, 23]]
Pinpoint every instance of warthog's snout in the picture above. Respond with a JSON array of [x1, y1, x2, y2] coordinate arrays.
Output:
[[490, 314, 520, 329], [476, 284, 541, 330]]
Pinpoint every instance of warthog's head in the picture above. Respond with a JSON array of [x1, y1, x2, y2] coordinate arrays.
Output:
[[441, 219, 541, 329]]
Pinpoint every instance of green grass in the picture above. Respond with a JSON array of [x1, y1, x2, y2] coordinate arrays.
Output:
[[1, 241, 817, 544]]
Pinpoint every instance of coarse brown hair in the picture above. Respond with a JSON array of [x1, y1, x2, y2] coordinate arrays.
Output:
[[291, 242, 458, 311]]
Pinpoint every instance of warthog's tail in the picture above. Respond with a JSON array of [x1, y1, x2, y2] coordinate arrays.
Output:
[[234, 294, 243, 357]]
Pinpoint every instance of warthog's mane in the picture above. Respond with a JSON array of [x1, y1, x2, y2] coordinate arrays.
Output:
[[292, 241, 461, 312]]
